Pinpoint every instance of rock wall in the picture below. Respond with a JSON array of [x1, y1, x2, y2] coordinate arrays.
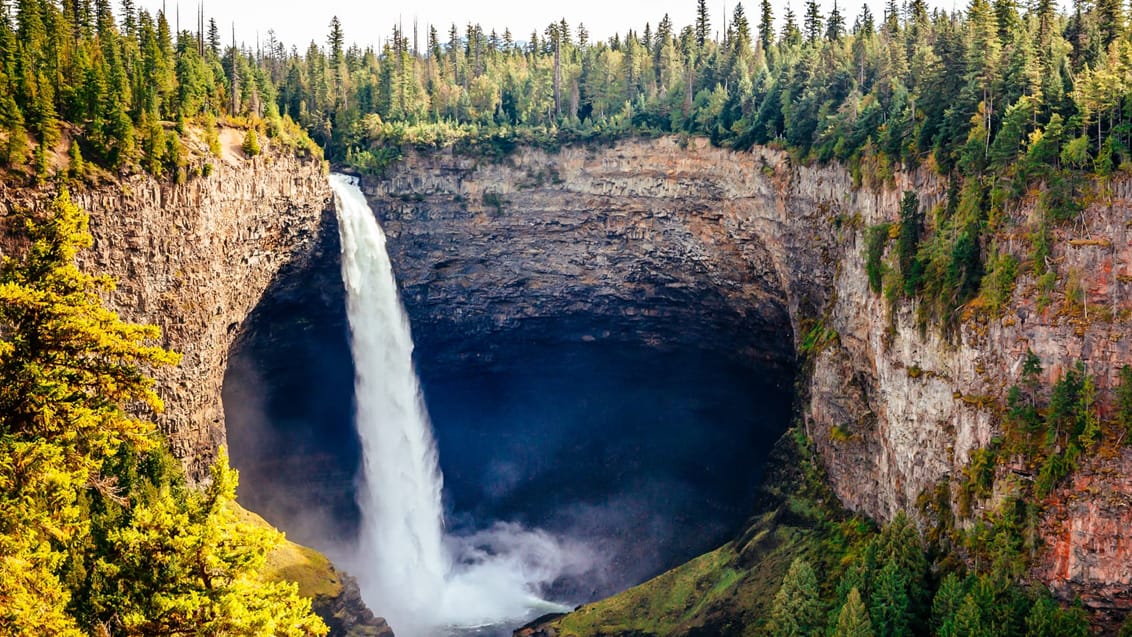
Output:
[[0, 147, 332, 482], [362, 137, 1131, 618]]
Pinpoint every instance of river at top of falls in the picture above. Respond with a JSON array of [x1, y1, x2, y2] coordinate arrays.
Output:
[[329, 174, 589, 637]]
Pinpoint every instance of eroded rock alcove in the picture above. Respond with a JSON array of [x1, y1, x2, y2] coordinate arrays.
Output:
[[222, 139, 801, 597]]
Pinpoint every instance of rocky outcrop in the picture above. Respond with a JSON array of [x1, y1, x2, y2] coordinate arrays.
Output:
[[312, 573, 395, 637], [362, 137, 1132, 618], [0, 145, 331, 482]]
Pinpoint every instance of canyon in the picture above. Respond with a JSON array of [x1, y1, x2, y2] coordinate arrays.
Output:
[[361, 137, 1132, 620], [4, 133, 1129, 631]]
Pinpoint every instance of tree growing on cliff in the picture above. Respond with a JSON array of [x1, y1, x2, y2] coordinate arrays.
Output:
[[896, 191, 923, 296], [0, 188, 179, 457], [767, 557, 823, 636], [834, 588, 875, 637], [82, 449, 328, 637], [0, 189, 325, 636], [1115, 365, 1132, 444], [243, 127, 262, 156]]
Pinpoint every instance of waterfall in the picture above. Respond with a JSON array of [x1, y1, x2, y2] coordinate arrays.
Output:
[[330, 175, 584, 637], [331, 174, 448, 632]]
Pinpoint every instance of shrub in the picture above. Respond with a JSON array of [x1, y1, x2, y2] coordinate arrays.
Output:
[[242, 128, 261, 157]]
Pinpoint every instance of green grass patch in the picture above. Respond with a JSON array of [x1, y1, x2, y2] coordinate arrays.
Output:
[[236, 504, 343, 599]]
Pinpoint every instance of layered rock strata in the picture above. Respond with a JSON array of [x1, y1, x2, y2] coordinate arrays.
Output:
[[362, 137, 1131, 616], [0, 148, 331, 482]]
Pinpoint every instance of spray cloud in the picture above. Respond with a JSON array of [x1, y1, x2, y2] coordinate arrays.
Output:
[[331, 174, 590, 636]]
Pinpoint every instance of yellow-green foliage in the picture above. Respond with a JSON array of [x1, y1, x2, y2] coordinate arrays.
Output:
[[0, 189, 326, 637], [89, 450, 327, 637], [243, 128, 262, 157], [0, 187, 180, 469], [0, 440, 87, 636]]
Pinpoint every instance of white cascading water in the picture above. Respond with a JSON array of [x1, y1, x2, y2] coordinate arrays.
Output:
[[330, 175, 584, 637]]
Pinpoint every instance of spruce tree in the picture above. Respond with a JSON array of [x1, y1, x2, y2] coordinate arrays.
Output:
[[1094, 0, 1124, 47], [731, 3, 751, 50], [0, 191, 326, 636], [696, 0, 710, 47], [931, 573, 966, 637], [67, 138, 84, 180], [768, 558, 822, 637], [242, 126, 261, 156], [207, 17, 220, 57], [953, 594, 992, 637], [856, 5, 875, 36], [804, 0, 823, 44], [869, 560, 911, 637], [758, 0, 774, 50], [782, 6, 803, 46], [4, 119, 29, 166], [827, 1, 845, 40], [835, 588, 876, 637], [120, 0, 136, 36], [32, 137, 48, 182]]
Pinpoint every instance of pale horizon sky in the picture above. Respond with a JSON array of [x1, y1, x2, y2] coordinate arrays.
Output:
[[132, 0, 949, 52]]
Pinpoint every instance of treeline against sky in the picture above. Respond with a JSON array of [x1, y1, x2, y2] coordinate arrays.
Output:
[[1, 0, 1130, 178], [2, 0, 1131, 324]]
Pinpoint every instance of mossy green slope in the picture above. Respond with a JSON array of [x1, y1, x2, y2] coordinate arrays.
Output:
[[236, 505, 344, 599], [543, 431, 868, 637]]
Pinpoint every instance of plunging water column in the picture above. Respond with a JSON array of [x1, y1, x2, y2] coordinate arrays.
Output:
[[330, 175, 577, 637]]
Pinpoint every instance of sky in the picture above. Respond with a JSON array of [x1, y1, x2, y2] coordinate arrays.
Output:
[[131, 0, 909, 52]]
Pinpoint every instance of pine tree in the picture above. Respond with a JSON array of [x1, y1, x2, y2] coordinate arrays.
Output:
[[327, 16, 344, 68], [827, 1, 845, 40], [1095, 0, 1124, 47], [87, 449, 329, 636], [953, 594, 992, 637], [869, 560, 911, 637], [32, 137, 48, 182], [207, 17, 220, 57], [897, 191, 922, 292], [856, 5, 875, 36], [731, 3, 751, 50], [1115, 366, 1132, 441], [804, 0, 823, 44], [768, 558, 822, 637], [67, 138, 84, 180], [3, 120, 29, 167], [242, 126, 261, 156], [696, 0, 711, 47], [0, 191, 328, 635], [782, 5, 803, 46], [758, 0, 774, 50], [120, 0, 136, 36], [0, 187, 179, 460], [931, 573, 966, 637], [884, 0, 900, 35], [835, 588, 876, 637], [1025, 596, 1089, 637]]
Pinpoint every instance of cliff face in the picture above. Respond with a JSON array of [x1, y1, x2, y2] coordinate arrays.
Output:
[[360, 140, 817, 375], [0, 148, 332, 482], [362, 137, 1131, 617]]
